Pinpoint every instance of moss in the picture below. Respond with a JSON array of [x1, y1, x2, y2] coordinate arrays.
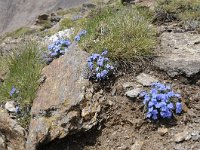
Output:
[[77, 5, 157, 60], [59, 18, 74, 30]]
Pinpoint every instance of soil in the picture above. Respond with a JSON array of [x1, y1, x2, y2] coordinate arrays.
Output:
[[39, 62, 200, 150]]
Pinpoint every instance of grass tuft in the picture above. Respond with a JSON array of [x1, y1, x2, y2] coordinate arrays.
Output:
[[0, 41, 43, 107], [78, 6, 157, 60], [155, 0, 200, 28]]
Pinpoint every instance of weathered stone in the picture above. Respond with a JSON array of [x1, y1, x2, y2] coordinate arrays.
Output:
[[0, 132, 6, 149], [5, 101, 17, 113], [191, 131, 200, 141], [154, 32, 200, 78], [131, 141, 144, 150], [26, 44, 101, 149], [125, 88, 143, 98], [174, 131, 189, 143], [158, 127, 168, 136], [0, 108, 26, 150], [136, 73, 158, 86]]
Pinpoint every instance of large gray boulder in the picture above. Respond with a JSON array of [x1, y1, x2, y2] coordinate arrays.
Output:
[[154, 32, 200, 78], [26, 44, 103, 149]]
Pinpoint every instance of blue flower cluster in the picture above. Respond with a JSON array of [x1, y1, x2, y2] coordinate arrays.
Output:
[[48, 39, 71, 58], [87, 50, 114, 80], [140, 82, 183, 120], [74, 30, 87, 42]]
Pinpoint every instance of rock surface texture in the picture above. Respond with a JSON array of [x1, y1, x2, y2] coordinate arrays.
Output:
[[0, 108, 26, 150], [154, 32, 200, 78], [0, 0, 88, 35], [26, 44, 102, 149]]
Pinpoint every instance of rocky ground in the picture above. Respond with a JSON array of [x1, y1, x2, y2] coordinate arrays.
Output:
[[0, 0, 200, 150], [0, 0, 88, 35]]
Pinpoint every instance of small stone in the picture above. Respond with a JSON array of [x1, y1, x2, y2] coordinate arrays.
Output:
[[182, 102, 189, 112], [0, 133, 6, 149], [191, 131, 200, 141], [125, 88, 143, 98], [111, 88, 117, 96], [174, 131, 188, 143], [131, 141, 144, 150], [158, 127, 168, 136], [38, 75, 46, 84], [5, 101, 17, 113], [136, 73, 158, 86]]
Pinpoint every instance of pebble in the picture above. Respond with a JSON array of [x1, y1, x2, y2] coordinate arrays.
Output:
[[5, 101, 17, 113], [125, 88, 143, 98], [158, 127, 168, 136], [174, 131, 189, 143], [131, 141, 144, 150]]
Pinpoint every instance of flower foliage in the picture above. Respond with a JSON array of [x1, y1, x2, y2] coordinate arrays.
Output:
[[74, 30, 87, 42], [87, 50, 114, 80], [48, 39, 71, 58], [140, 82, 183, 120]]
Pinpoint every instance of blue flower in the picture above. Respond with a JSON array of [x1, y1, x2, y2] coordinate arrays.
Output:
[[100, 70, 108, 78], [74, 29, 87, 42], [147, 107, 158, 120], [88, 62, 93, 70], [74, 35, 81, 41], [167, 103, 174, 109], [96, 73, 101, 79], [102, 50, 108, 55], [176, 102, 182, 114], [143, 94, 150, 104], [10, 86, 17, 97], [79, 30, 87, 36]]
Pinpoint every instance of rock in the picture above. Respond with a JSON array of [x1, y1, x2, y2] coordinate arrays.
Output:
[[5, 101, 17, 113], [0, 108, 26, 149], [122, 82, 141, 90], [26, 44, 102, 149], [191, 131, 200, 141], [0, 132, 6, 149], [50, 14, 61, 23], [153, 32, 200, 78], [158, 127, 168, 136], [136, 73, 158, 86], [131, 141, 144, 150], [125, 88, 143, 98], [38, 14, 49, 21], [174, 130, 189, 143]]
